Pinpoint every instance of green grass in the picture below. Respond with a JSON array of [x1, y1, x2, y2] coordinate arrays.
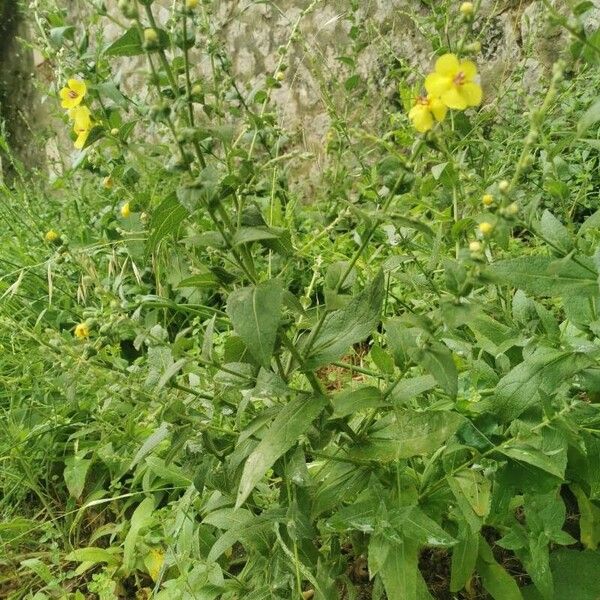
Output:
[[2, 1, 600, 599]]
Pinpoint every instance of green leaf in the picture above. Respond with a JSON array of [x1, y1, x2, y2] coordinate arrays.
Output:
[[452, 470, 491, 518], [489, 347, 592, 422], [208, 509, 285, 562], [233, 226, 280, 245], [450, 531, 479, 592], [148, 193, 188, 252], [145, 456, 192, 487], [95, 81, 128, 108], [304, 271, 384, 369], [420, 341, 458, 398], [489, 256, 598, 298], [538, 210, 573, 255], [379, 538, 419, 600], [397, 506, 456, 546], [66, 547, 121, 566], [371, 344, 395, 374], [351, 410, 463, 462], [176, 271, 219, 288], [477, 537, 523, 600], [332, 385, 382, 418], [122, 497, 154, 575], [226, 279, 284, 369], [380, 540, 419, 600], [500, 444, 564, 479], [578, 97, 600, 135], [571, 485, 600, 550], [105, 27, 143, 57], [64, 455, 91, 500], [129, 422, 170, 469], [388, 375, 437, 405], [528, 534, 554, 599], [236, 395, 328, 508], [522, 550, 600, 600]]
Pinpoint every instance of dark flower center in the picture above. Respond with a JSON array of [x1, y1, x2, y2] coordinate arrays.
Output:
[[453, 71, 466, 86]]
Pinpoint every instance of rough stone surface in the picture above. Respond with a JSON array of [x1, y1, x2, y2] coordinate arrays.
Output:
[[0, 0, 43, 179]]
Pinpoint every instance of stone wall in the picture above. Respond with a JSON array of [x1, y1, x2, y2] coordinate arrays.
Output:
[[3, 0, 600, 177], [0, 0, 45, 180]]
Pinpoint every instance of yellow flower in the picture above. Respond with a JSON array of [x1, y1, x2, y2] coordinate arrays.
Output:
[[74, 322, 90, 339], [59, 79, 87, 109], [425, 54, 482, 110], [185, 0, 198, 8], [120, 202, 131, 218], [45, 230, 59, 243], [482, 194, 494, 206], [478, 221, 494, 236], [70, 106, 92, 150], [408, 95, 447, 133]]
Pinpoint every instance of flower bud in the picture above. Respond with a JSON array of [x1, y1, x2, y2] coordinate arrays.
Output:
[[469, 240, 482, 253], [478, 221, 494, 236], [110, 128, 119, 136], [275, 71, 285, 81], [460, 2, 474, 16], [465, 41, 481, 53], [498, 180, 510, 194], [103, 176, 113, 189], [143, 28, 159, 50], [117, 0, 138, 19], [505, 202, 519, 216]]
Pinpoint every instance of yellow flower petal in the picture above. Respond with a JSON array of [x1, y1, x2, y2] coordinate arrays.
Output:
[[68, 79, 87, 98], [60, 94, 80, 110], [409, 104, 434, 133], [441, 87, 468, 110], [429, 97, 447, 122], [74, 129, 90, 150], [435, 53, 460, 76], [425, 72, 451, 97], [74, 322, 89, 338], [459, 60, 478, 80], [461, 82, 482, 106], [71, 106, 92, 131]]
